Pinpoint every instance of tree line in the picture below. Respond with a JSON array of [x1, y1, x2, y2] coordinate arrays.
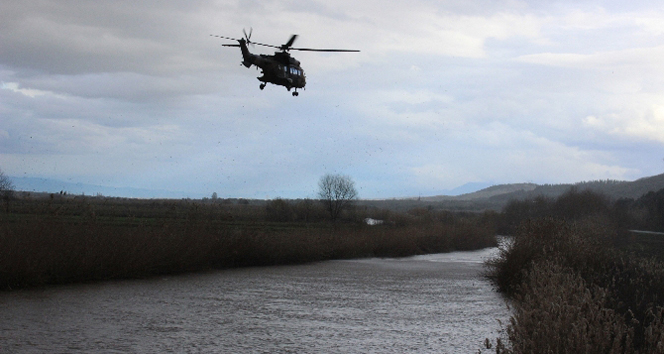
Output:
[[499, 186, 664, 235]]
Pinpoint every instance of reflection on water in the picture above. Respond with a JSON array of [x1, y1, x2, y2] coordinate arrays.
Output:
[[1, 248, 509, 353]]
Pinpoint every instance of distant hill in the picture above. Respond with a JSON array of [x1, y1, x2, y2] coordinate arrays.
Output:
[[421, 183, 538, 201], [9, 177, 201, 199], [361, 173, 664, 212], [490, 174, 664, 203], [11, 173, 664, 212]]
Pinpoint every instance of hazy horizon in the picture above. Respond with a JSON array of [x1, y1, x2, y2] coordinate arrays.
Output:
[[7, 175, 495, 199], [2, 1, 664, 199], [8, 172, 661, 200]]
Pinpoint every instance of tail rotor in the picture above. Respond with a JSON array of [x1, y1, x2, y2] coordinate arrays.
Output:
[[243, 28, 253, 46]]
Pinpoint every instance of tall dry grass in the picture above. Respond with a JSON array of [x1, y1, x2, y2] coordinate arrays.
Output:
[[486, 217, 664, 353], [0, 201, 497, 290], [502, 261, 632, 353]]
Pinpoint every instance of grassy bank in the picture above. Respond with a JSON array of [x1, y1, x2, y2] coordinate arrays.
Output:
[[485, 217, 664, 353], [0, 195, 497, 290]]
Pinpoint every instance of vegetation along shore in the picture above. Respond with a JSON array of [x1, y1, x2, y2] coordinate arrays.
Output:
[[485, 188, 664, 353], [0, 192, 497, 290], [3, 169, 664, 352]]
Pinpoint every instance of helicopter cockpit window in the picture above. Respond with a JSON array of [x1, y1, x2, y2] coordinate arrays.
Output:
[[285, 67, 301, 77]]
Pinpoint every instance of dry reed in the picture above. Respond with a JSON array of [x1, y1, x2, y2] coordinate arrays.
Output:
[[0, 199, 497, 290], [486, 217, 664, 353]]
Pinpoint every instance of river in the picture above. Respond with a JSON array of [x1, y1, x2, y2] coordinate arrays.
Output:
[[1, 247, 510, 353]]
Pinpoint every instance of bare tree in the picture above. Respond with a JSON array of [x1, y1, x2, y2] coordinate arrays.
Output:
[[0, 168, 15, 213], [318, 173, 358, 222]]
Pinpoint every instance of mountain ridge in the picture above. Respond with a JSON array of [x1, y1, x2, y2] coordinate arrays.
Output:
[[9, 177, 200, 199], [419, 174, 664, 203], [362, 173, 664, 212], [9, 173, 664, 208]]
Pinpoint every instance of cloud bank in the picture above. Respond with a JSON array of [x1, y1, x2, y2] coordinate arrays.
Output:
[[1, 0, 663, 198]]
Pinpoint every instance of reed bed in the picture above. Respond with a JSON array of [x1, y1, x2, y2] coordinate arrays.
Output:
[[486, 217, 664, 353], [0, 198, 496, 290]]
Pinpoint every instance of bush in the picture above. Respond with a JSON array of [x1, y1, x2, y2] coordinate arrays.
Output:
[[502, 261, 628, 354], [0, 196, 499, 290], [265, 198, 295, 222], [486, 217, 664, 353]]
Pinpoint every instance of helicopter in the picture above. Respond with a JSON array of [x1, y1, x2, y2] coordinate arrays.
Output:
[[211, 29, 359, 96]]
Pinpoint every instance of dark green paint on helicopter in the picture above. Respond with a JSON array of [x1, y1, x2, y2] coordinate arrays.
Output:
[[212, 30, 359, 96]]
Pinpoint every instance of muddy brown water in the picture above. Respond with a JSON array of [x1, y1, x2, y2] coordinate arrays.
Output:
[[1, 248, 509, 353]]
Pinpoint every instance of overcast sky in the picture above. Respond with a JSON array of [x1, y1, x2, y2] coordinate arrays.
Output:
[[1, 0, 663, 199]]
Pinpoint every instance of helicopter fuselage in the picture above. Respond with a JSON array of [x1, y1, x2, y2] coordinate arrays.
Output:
[[213, 31, 358, 96], [238, 39, 306, 94]]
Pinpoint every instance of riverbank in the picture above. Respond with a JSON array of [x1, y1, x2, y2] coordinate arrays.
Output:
[[0, 196, 497, 290], [485, 217, 664, 353]]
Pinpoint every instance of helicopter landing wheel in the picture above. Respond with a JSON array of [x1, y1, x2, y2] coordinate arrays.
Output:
[[259, 83, 266, 90], [292, 91, 299, 96]]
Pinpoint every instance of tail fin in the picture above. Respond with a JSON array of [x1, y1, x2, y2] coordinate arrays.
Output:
[[238, 39, 253, 68]]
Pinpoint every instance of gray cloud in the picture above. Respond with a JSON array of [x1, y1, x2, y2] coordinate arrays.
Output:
[[1, 0, 663, 198]]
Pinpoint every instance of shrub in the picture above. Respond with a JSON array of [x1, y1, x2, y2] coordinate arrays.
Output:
[[265, 198, 295, 222], [0, 197, 499, 290], [501, 260, 628, 354], [486, 217, 664, 353]]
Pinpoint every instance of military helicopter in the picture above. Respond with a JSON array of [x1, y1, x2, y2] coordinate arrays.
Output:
[[211, 29, 359, 96]]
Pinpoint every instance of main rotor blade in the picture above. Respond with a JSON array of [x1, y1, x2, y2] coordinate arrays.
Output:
[[212, 33, 277, 49], [212, 33, 360, 53], [289, 47, 360, 52], [247, 41, 282, 49], [282, 34, 298, 49], [211, 34, 241, 41]]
